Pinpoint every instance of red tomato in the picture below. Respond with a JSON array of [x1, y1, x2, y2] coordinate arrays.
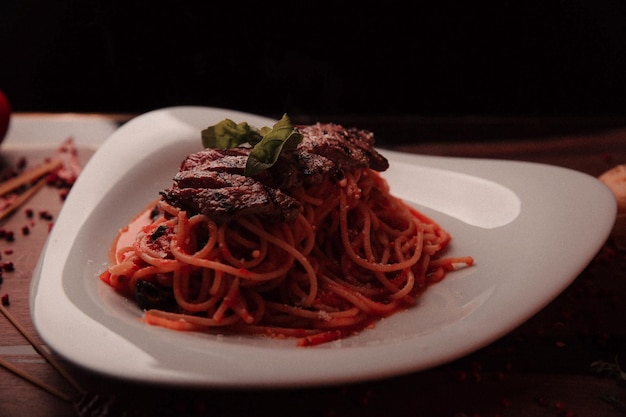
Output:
[[0, 90, 11, 142]]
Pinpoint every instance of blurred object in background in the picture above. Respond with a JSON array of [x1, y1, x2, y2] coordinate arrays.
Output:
[[0, 90, 10, 142]]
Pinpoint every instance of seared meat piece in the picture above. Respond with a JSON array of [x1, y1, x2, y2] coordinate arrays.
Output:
[[296, 123, 389, 172], [265, 123, 388, 189], [162, 160, 301, 223], [163, 148, 299, 222], [178, 147, 248, 172], [160, 122, 388, 223], [174, 147, 335, 190], [264, 151, 337, 189]]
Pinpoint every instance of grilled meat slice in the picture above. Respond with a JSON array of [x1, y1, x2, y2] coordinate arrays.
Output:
[[161, 171, 300, 223], [160, 122, 388, 223], [265, 123, 389, 188], [296, 123, 389, 172], [178, 147, 248, 173]]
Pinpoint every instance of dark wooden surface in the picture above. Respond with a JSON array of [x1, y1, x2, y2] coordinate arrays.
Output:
[[1, 113, 625, 417]]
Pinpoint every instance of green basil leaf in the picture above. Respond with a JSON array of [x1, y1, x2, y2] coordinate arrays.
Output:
[[201, 114, 302, 176], [201, 119, 262, 149], [245, 114, 302, 176]]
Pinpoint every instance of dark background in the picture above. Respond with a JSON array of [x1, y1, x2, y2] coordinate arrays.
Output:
[[2, 1, 626, 141]]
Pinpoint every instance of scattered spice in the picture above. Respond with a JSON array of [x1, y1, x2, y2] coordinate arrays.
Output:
[[0, 230, 15, 242], [39, 210, 53, 221], [45, 171, 60, 186], [16, 157, 27, 170], [59, 188, 69, 201], [1, 293, 9, 306], [1, 262, 14, 272]]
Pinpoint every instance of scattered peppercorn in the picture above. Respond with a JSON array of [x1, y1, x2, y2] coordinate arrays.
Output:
[[0, 229, 13, 241], [1, 261, 14, 272], [39, 210, 53, 221], [16, 157, 27, 170], [45, 172, 59, 185], [59, 188, 69, 200], [1, 293, 9, 306]]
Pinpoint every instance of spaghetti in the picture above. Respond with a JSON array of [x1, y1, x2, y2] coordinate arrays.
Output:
[[99, 122, 473, 347]]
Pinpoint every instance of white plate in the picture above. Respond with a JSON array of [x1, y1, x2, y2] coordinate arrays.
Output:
[[30, 106, 616, 388]]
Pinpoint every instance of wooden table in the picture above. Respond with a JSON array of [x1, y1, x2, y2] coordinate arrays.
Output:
[[1, 113, 625, 417]]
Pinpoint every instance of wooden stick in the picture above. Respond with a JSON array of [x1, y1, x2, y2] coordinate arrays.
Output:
[[0, 159, 62, 197], [0, 304, 86, 395], [0, 356, 73, 402], [0, 177, 46, 221]]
